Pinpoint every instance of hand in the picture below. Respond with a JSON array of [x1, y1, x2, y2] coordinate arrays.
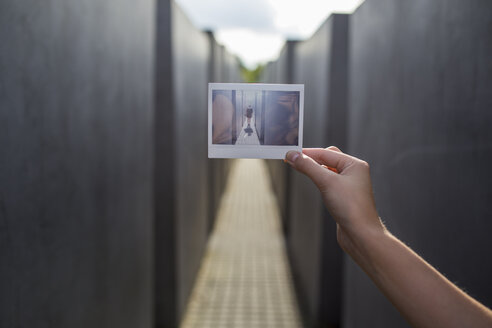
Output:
[[285, 146, 385, 252], [286, 147, 492, 328]]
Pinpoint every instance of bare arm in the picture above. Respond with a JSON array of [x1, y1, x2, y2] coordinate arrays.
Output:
[[285, 147, 492, 328]]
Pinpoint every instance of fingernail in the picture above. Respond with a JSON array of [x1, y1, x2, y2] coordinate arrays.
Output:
[[285, 151, 300, 164]]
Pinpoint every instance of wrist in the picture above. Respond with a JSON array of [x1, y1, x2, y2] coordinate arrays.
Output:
[[337, 218, 389, 262]]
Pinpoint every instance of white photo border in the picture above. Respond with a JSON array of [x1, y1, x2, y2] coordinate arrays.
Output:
[[208, 83, 304, 159]]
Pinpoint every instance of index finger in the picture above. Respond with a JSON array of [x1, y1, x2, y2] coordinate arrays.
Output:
[[303, 148, 355, 172]]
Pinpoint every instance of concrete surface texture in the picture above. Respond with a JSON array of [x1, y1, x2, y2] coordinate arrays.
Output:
[[0, 1, 155, 327], [261, 44, 294, 239], [0, 0, 240, 327], [262, 15, 348, 327], [173, 2, 211, 321], [263, 0, 492, 326], [206, 33, 239, 235], [289, 15, 348, 327], [344, 0, 492, 327], [154, 1, 241, 327], [154, 1, 210, 326], [181, 159, 302, 328]]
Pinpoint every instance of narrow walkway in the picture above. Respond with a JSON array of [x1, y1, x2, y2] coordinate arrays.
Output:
[[180, 160, 302, 328], [235, 118, 260, 145]]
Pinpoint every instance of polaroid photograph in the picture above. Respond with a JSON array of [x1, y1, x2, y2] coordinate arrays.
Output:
[[208, 83, 304, 159]]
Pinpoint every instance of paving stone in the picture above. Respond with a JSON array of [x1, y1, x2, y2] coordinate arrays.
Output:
[[180, 159, 302, 327]]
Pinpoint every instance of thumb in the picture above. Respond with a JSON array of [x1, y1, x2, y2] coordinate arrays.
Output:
[[285, 151, 332, 188]]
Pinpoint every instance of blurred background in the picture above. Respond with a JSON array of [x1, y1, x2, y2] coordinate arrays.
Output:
[[1, 0, 491, 327]]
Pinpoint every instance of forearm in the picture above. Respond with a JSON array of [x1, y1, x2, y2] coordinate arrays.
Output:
[[343, 225, 492, 328], [286, 148, 492, 326]]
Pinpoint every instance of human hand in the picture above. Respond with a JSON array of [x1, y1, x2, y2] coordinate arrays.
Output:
[[286, 147, 492, 328], [285, 147, 385, 252]]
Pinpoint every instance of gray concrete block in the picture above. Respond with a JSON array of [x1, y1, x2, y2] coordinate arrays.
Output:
[[263, 15, 349, 327], [206, 32, 240, 234], [154, 2, 241, 327], [154, 2, 210, 326], [0, 1, 155, 327], [344, 0, 492, 327]]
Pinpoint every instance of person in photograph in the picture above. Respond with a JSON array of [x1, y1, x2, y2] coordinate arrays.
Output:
[[212, 93, 234, 144], [245, 105, 253, 126]]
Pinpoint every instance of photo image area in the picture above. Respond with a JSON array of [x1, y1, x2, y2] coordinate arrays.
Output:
[[209, 83, 303, 159]]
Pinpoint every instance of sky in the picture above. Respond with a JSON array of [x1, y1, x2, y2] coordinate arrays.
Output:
[[175, 0, 365, 68]]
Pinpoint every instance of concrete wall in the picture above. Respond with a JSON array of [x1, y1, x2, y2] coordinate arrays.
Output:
[[264, 1, 492, 325], [262, 15, 349, 327], [0, 1, 155, 327], [262, 43, 294, 235], [344, 0, 492, 327], [155, 2, 241, 327], [291, 15, 348, 328], [206, 34, 240, 233], [0, 0, 240, 327]]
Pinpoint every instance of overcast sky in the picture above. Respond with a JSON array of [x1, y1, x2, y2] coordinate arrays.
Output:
[[175, 0, 364, 68]]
